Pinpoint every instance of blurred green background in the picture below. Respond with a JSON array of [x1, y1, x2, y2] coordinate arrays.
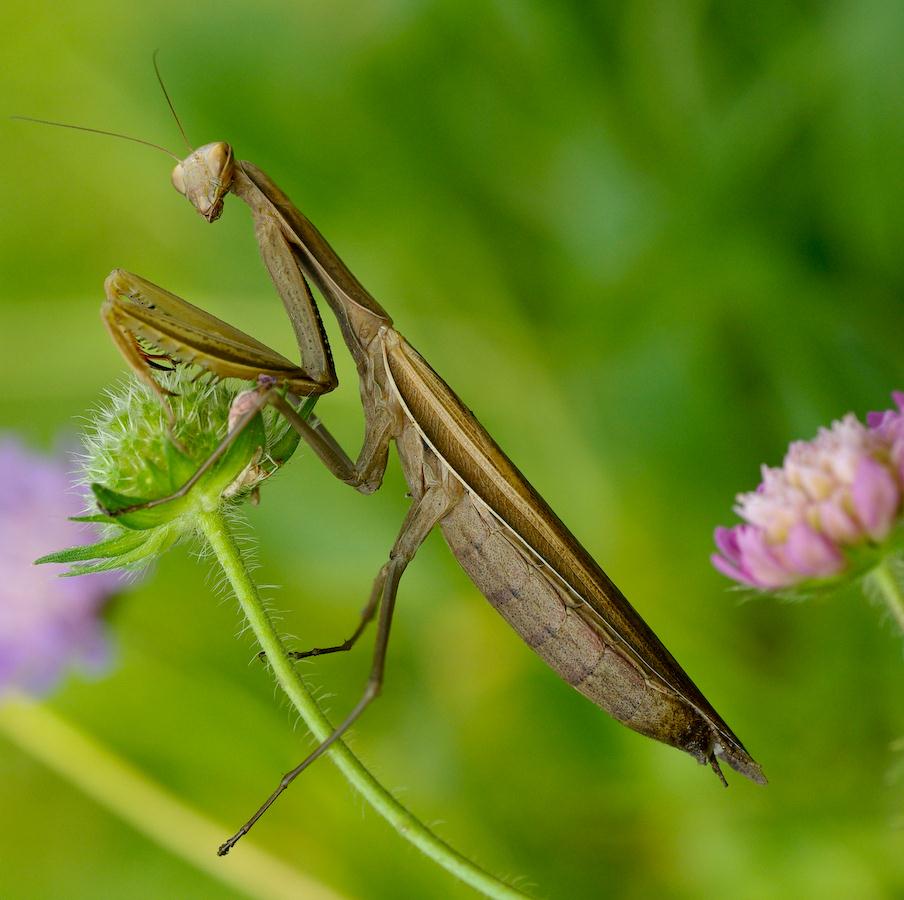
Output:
[[1, 1, 903, 897]]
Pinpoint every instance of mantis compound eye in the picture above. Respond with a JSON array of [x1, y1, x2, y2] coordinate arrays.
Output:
[[170, 163, 186, 196], [200, 141, 234, 181]]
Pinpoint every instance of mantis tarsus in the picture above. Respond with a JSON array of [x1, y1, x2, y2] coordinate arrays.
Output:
[[20, 66, 766, 854]]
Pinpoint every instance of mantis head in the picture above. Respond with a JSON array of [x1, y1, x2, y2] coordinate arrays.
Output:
[[171, 142, 235, 223]]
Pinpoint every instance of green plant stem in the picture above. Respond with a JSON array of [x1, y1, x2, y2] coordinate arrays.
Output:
[[198, 509, 527, 900], [869, 555, 904, 635], [0, 693, 343, 900]]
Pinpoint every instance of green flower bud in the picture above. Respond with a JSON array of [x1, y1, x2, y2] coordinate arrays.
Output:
[[37, 372, 304, 575]]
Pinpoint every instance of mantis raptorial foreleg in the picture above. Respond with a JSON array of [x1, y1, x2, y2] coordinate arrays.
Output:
[[218, 480, 457, 856], [103, 269, 334, 396], [95, 268, 338, 515]]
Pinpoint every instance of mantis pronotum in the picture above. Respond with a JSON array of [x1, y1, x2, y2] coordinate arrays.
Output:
[[19, 62, 766, 853]]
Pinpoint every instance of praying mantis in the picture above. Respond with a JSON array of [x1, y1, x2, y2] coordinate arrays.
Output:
[[19, 62, 766, 853]]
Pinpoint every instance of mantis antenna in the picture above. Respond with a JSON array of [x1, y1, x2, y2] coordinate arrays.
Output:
[[152, 49, 192, 152], [10, 115, 181, 161], [12, 51, 196, 161]]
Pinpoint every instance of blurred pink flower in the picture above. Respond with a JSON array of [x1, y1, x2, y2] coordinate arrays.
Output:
[[713, 394, 904, 589], [0, 437, 121, 696]]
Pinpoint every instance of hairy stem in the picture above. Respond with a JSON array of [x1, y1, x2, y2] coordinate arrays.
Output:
[[198, 509, 526, 900]]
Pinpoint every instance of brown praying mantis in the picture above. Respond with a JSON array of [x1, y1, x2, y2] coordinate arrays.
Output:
[[19, 65, 766, 854]]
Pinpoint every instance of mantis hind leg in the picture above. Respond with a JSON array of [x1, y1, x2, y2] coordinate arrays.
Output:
[[218, 481, 457, 855]]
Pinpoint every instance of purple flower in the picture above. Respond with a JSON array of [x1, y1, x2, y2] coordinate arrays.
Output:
[[713, 394, 904, 589], [0, 437, 121, 696]]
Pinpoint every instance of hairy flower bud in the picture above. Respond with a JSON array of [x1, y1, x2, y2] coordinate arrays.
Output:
[[37, 372, 301, 575]]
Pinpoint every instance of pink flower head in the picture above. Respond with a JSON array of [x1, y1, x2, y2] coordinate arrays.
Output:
[[0, 437, 121, 696], [713, 394, 904, 589]]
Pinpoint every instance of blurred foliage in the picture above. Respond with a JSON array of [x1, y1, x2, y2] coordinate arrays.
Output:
[[1, 1, 902, 897]]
